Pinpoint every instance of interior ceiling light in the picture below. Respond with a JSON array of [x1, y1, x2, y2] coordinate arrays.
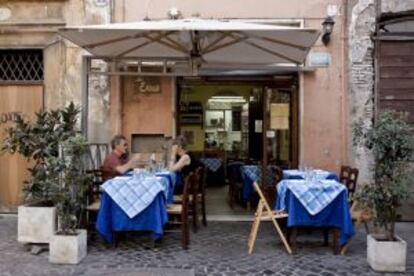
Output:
[[208, 98, 246, 103], [211, 96, 245, 100]]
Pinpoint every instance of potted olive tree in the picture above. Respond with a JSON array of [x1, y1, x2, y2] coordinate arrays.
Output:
[[353, 110, 413, 272], [1, 103, 78, 244], [49, 134, 91, 264]]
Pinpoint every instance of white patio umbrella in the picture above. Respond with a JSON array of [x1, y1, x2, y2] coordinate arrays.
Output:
[[59, 18, 320, 68]]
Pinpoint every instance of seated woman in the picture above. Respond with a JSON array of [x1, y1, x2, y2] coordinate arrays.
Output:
[[169, 136, 196, 176]]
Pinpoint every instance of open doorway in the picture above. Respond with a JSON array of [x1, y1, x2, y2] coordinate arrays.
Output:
[[177, 76, 298, 217]]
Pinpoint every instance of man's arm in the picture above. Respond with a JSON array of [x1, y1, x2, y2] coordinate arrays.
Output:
[[115, 154, 141, 174]]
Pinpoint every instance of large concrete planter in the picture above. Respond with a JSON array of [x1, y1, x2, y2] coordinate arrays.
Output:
[[367, 234, 407, 272], [49, 229, 87, 264], [17, 205, 56, 244]]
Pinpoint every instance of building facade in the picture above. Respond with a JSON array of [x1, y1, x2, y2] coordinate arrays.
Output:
[[0, 0, 109, 212], [0, 0, 412, 217]]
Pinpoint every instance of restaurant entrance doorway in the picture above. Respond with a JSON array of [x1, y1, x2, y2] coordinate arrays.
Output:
[[176, 76, 298, 216]]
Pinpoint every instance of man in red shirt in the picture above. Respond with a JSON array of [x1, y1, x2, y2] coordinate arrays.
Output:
[[102, 135, 141, 180]]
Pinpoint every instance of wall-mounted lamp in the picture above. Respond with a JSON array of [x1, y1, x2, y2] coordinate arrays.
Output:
[[167, 8, 181, 20], [321, 16, 335, 46]]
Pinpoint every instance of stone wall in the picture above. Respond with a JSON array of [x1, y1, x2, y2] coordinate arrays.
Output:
[[48, 0, 110, 139], [382, 0, 414, 13], [87, 61, 111, 143], [348, 0, 414, 184], [348, 0, 376, 183], [62, 0, 111, 143]]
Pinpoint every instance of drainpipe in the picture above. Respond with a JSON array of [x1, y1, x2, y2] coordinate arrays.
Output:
[[80, 56, 90, 137], [374, 0, 381, 122], [110, 0, 115, 23], [341, 0, 349, 166]]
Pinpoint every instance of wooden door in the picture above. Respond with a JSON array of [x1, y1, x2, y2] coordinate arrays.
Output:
[[378, 41, 414, 123], [0, 86, 43, 212], [378, 40, 414, 220]]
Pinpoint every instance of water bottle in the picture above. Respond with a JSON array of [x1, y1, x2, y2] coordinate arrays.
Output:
[[149, 153, 156, 174]]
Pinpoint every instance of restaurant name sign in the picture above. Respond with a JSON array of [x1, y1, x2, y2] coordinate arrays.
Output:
[[134, 77, 161, 95]]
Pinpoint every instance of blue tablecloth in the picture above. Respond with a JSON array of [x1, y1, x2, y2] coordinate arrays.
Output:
[[283, 169, 339, 181], [200, 158, 222, 172], [240, 165, 273, 203], [240, 167, 338, 204], [97, 192, 168, 243], [123, 171, 176, 204], [155, 172, 177, 204], [275, 189, 354, 246], [276, 179, 346, 215]]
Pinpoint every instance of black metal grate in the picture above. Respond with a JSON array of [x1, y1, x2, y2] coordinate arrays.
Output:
[[0, 50, 43, 82]]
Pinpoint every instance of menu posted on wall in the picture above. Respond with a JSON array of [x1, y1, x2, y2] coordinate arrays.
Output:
[[270, 103, 289, 130]]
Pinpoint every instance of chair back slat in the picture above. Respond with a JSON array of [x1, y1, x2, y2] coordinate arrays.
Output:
[[181, 172, 195, 214], [86, 143, 110, 171], [191, 168, 201, 201], [346, 168, 359, 198], [196, 167, 206, 194], [339, 165, 351, 184], [339, 165, 359, 199]]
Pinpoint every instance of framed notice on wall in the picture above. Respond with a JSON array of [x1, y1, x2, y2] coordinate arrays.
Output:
[[270, 103, 289, 130]]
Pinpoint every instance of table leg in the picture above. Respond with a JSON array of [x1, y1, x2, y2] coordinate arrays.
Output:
[[113, 232, 118, 248], [332, 229, 340, 255], [323, 228, 329, 246], [287, 228, 297, 254]]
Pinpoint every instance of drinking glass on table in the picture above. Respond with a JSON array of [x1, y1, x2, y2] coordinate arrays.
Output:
[[310, 169, 316, 182], [157, 162, 166, 173], [133, 168, 142, 181], [304, 166, 309, 183]]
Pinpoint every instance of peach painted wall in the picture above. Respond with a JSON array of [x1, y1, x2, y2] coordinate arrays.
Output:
[[122, 76, 173, 142], [114, 0, 348, 172], [114, 0, 341, 23], [301, 16, 348, 173]]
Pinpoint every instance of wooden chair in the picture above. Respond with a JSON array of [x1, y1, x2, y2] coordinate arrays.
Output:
[[197, 167, 208, 227], [83, 144, 109, 233], [340, 200, 373, 255], [346, 168, 359, 199], [167, 172, 195, 249], [173, 167, 204, 231], [84, 168, 104, 234], [227, 161, 244, 208], [339, 166, 359, 201], [247, 181, 292, 254]]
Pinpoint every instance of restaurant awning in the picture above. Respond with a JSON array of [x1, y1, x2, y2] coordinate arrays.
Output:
[[59, 18, 320, 74]]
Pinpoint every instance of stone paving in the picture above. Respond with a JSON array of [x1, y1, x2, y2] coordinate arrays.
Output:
[[0, 215, 413, 276]]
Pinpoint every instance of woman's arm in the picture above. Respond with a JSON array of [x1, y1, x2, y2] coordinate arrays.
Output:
[[169, 154, 191, 172]]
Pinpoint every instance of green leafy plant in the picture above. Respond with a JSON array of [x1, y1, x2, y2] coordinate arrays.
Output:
[[1, 102, 79, 203], [55, 135, 92, 234], [2, 102, 92, 234], [353, 110, 414, 240]]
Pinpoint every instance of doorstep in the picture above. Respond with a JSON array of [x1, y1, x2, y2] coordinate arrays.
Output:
[[207, 215, 253, 221]]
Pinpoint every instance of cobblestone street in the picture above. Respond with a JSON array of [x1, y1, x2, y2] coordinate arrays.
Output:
[[0, 216, 413, 276]]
